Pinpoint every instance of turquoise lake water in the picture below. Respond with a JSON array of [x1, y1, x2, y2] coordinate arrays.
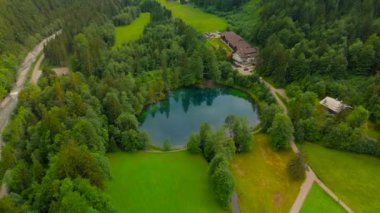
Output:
[[139, 87, 260, 147]]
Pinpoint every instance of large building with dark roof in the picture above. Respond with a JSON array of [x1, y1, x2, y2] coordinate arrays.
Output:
[[221, 32, 258, 65]]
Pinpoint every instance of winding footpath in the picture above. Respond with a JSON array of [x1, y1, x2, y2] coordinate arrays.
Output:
[[261, 79, 353, 213], [0, 31, 61, 198]]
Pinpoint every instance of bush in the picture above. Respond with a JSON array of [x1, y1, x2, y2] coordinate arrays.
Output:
[[346, 106, 369, 128], [137, 131, 150, 150], [233, 118, 253, 152], [209, 154, 229, 176], [200, 123, 212, 152], [121, 129, 149, 151], [294, 118, 320, 143], [187, 133, 201, 154], [287, 153, 306, 180], [210, 163, 235, 208], [163, 139, 172, 151], [204, 136, 219, 162], [225, 115, 253, 152], [259, 103, 281, 132], [269, 113, 294, 151], [0, 197, 22, 213]]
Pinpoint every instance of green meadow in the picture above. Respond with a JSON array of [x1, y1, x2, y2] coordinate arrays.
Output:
[[157, 0, 227, 32], [302, 143, 380, 212], [114, 13, 151, 48], [231, 134, 302, 212], [106, 151, 225, 213], [301, 184, 345, 213]]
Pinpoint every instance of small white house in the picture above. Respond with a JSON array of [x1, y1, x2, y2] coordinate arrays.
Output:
[[320, 97, 350, 114]]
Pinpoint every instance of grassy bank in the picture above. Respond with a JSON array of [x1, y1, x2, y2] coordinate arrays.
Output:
[[106, 151, 225, 213], [302, 143, 380, 212], [300, 184, 345, 213], [157, 0, 227, 32], [231, 133, 302, 212], [114, 13, 151, 48], [207, 38, 232, 52]]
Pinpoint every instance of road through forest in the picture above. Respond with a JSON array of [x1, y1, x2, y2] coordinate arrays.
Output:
[[0, 31, 61, 197]]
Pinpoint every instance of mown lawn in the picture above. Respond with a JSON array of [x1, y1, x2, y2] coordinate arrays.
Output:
[[106, 151, 225, 213], [157, 0, 227, 32], [302, 143, 380, 212], [231, 134, 302, 212], [301, 184, 345, 213], [114, 13, 150, 48]]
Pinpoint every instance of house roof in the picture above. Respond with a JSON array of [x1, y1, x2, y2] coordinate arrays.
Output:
[[221, 32, 257, 58], [320, 97, 348, 113]]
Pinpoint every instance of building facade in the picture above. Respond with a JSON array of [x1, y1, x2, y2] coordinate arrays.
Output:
[[221, 31, 258, 65]]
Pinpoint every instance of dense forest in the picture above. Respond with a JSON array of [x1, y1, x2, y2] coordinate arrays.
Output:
[[1, 0, 268, 211], [258, 0, 379, 156], [0, 0, 125, 99], [191, 0, 248, 11], [211, 0, 380, 156], [0, 0, 379, 211], [255, 0, 380, 83]]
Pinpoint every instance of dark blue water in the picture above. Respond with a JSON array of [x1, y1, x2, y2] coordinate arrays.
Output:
[[139, 87, 259, 147]]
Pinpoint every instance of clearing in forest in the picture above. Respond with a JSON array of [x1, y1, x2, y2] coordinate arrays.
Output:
[[207, 38, 232, 52], [106, 151, 225, 213], [301, 143, 380, 212], [231, 133, 302, 212], [114, 13, 151, 48], [157, 0, 227, 32]]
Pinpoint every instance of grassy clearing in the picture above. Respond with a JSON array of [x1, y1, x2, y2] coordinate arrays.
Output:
[[231, 133, 302, 212], [114, 13, 150, 48], [300, 184, 345, 213], [302, 143, 380, 212], [157, 0, 227, 32], [207, 38, 232, 52], [106, 151, 225, 213]]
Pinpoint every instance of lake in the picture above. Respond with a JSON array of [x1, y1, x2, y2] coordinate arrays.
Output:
[[139, 87, 260, 147]]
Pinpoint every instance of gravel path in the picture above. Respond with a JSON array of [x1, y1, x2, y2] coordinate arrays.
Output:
[[261, 79, 353, 213], [31, 55, 44, 85], [231, 192, 240, 213]]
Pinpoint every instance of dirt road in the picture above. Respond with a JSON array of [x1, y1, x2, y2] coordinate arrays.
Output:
[[0, 31, 61, 198], [261, 79, 353, 213]]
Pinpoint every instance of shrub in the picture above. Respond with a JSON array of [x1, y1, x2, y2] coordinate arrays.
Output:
[[259, 103, 281, 132], [346, 106, 369, 128], [163, 139, 172, 151], [121, 130, 150, 151], [225, 115, 253, 152], [200, 123, 212, 152], [204, 136, 219, 162], [187, 133, 201, 154], [287, 153, 306, 180], [209, 154, 229, 176], [269, 113, 294, 151], [294, 118, 320, 143], [0, 197, 22, 213], [210, 163, 235, 208], [233, 118, 253, 152], [137, 131, 150, 150]]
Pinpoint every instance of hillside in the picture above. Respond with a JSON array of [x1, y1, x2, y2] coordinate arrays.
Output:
[[0, 0, 122, 99]]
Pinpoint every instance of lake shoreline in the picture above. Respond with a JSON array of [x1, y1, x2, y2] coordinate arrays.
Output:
[[139, 83, 260, 148]]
